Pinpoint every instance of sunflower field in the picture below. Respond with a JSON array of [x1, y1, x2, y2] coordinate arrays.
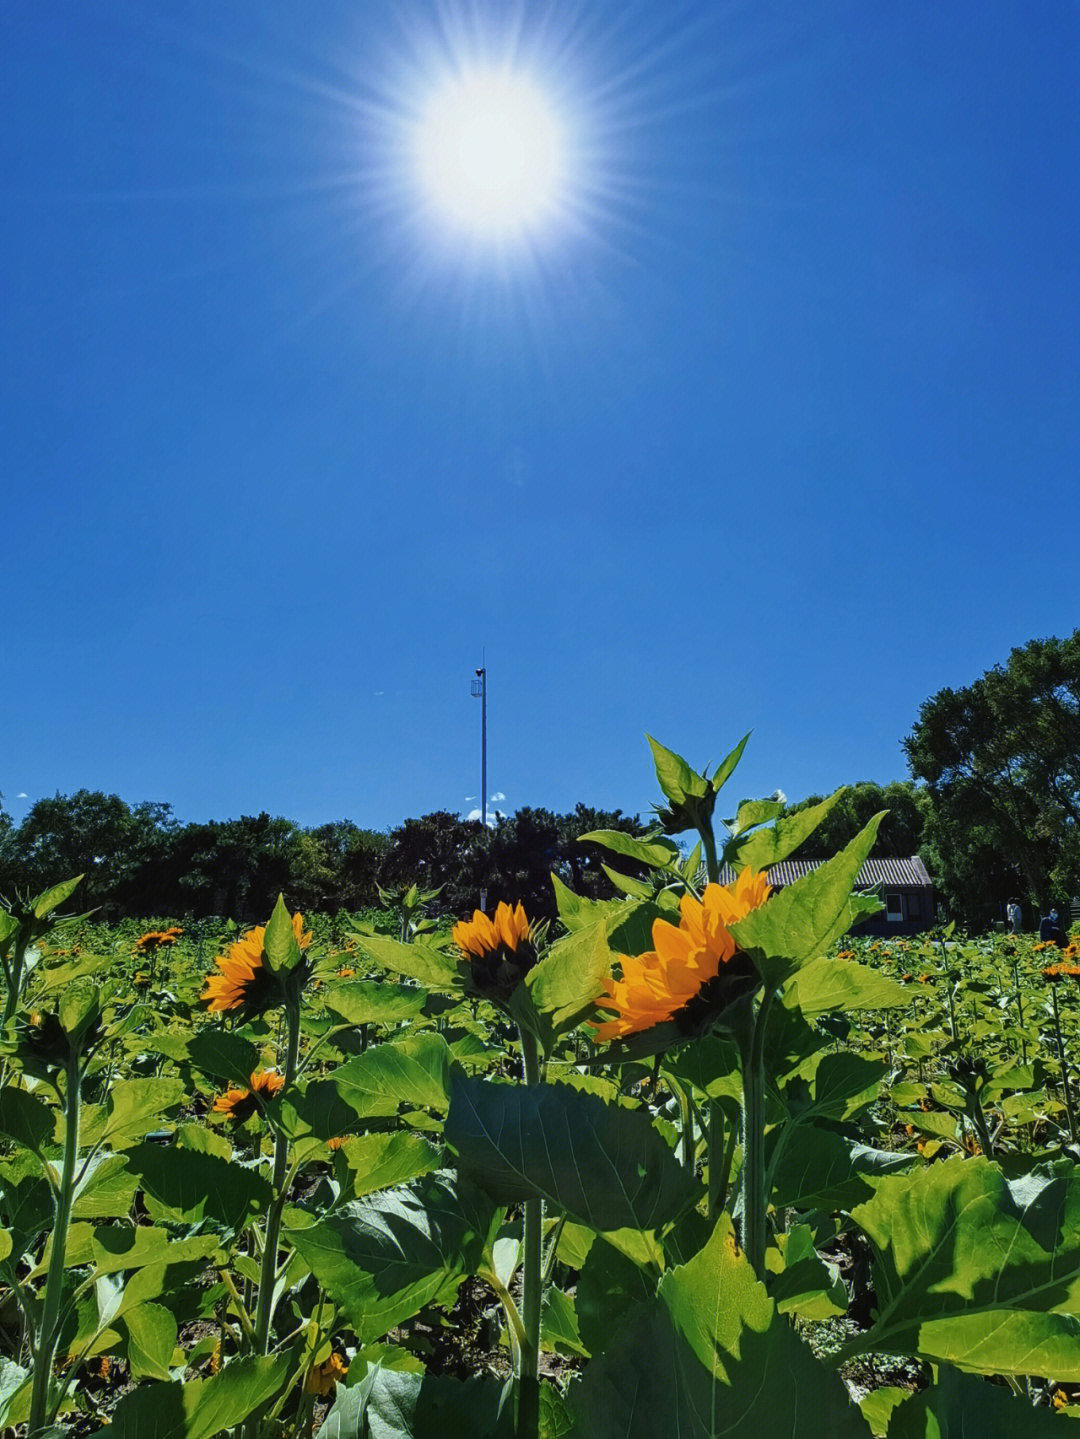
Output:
[[2, 737, 1080, 1438]]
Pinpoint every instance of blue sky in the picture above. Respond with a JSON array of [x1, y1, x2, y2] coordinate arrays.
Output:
[[4, 1, 1078, 833]]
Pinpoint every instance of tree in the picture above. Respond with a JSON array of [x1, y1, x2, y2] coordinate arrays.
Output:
[[781, 781, 927, 861], [5, 792, 176, 915], [903, 632, 1080, 927]]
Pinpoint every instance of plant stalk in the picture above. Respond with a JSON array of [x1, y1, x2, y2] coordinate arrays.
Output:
[[1050, 985, 1078, 1147], [516, 1023, 543, 1439], [253, 998, 302, 1353], [736, 988, 774, 1275], [28, 1052, 81, 1436]]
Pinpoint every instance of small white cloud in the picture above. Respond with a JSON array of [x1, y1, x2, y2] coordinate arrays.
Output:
[[770, 789, 787, 805], [16, 793, 28, 799], [490, 791, 506, 802], [466, 808, 497, 828]]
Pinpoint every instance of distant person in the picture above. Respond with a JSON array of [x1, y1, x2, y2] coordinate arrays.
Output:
[[1040, 909, 1064, 945], [1007, 898, 1022, 934]]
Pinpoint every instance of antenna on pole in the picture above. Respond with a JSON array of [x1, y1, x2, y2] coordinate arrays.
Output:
[[470, 660, 488, 909], [470, 662, 488, 830]]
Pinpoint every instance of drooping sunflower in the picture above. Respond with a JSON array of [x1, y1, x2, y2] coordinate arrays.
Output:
[[590, 868, 771, 1042], [201, 912, 311, 1014], [211, 1067, 285, 1122], [453, 900, 536, 1000], [305, 1352, 348, 1396]]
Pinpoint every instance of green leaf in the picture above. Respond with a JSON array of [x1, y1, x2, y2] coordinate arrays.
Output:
[[263, 894, 301, 973], [99, 1078, 186, 1149], [851, 1155, 1080, 1378], [726, 791, 844, 871], [446, 1074, 700, 1231], [352, 933, 465, 991], [72, 1153, 139, 1220], [123, 1302, 178, 1380], [885, 1366, 1068, 1438], [107, 1354, 292, 1439], [770, 1128, 915, 1211], [577, 830, 681, 870], [180, 1028, 260, 1085], [540, 1285, 588, 1356], [91, 1226, 219, 1275], [527, 899, 663, 1029], [0, 1357, 28, 1428], [785, 958, 907, 1017], [31, 875, 84, 920], [601, 865, 660, 899], [122, 1145, 272, 1239], [765, 1225, 848, 1320], [730, 813, 887, 986], [708, 733, 752, 797], [361, 1369, 514, 1438], [569, 1214, 870, 1437], [331, 1034, 453, 1115], [576, 1235, 659, 1357], [647, 736, 710, 806], [324, 981, 429, 1027], [336, 1132, 442, 1198], [0, 1086, 55, 1152], [548, 873, 608, 931], [285, 1171, 497, 1343], [728, 798, 785, 838]]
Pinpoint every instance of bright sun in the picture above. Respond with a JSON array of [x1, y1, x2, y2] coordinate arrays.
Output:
[[415, 69, 566, 240]]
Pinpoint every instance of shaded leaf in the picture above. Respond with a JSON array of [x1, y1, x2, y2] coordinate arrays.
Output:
[[446, 1074, 699, 1231], [107, 1355, 292, 1439]]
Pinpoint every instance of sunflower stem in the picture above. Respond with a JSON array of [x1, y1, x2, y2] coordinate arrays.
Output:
[[1050, 985, 1078, 1148], [736, 987, 774, 1275], [516, 1022, 543, 1439], [28, 1051, 80, 1436], [701, 825, 720, 885], [253, 997, 301, 1354]]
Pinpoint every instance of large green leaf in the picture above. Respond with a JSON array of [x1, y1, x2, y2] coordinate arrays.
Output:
[[577, 830, 682, 870], [785, 958, 907, 1017], [32, 875, 84, 920], [122, 1145, 272, 1239], [324, 981, 429, 1027], [336, 1132, 442, 1198], [179, 1029, 260, 1085], [885, 1366, 1069, 1438], [71, 1152, 139, 1220], [548, 874, 608, 931], [97, 1078, 186, 1149], [725, 792, 843, 872], [647, 736, 711, 806], [730, 814, 886, 986], [851, 1155, 1080, 1377], [361, 1369, 515, 1438], [123, 1301, 178, 1380], [91, 1225, 219, 1274], [263, 893, 302, 972], [527, 900, 663, 1029], [351, 933, 465, 991], [769, 1128, 915, 1211], [569, 1214, 870, 1437], [285, 1171, 497, 1343], [0, 1086, 55, 1152], [576, 1235, 659, 1357], [107, 1354, 292, 1439], [445, 1074, 699, 1231], [330, 1034, 453, 1115]]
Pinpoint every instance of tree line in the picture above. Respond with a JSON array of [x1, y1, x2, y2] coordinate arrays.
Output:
[[3, 632, 1077, 931]]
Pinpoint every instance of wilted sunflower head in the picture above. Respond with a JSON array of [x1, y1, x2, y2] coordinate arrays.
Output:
[[305, 1352, 348, 1396], [590, 868, 771, 1043], [453, 901, 537, 1002], [201, 913, 311, 1016], [211, 1067, 285, 1122]]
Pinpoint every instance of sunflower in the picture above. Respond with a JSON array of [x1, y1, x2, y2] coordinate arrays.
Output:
[[590, 869, 771, 1042], [201, 912, 311, 1014], [453, 901, 536, 1000], [305, 1352, 348, 1396], [211, 1068, 285, 1122]]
